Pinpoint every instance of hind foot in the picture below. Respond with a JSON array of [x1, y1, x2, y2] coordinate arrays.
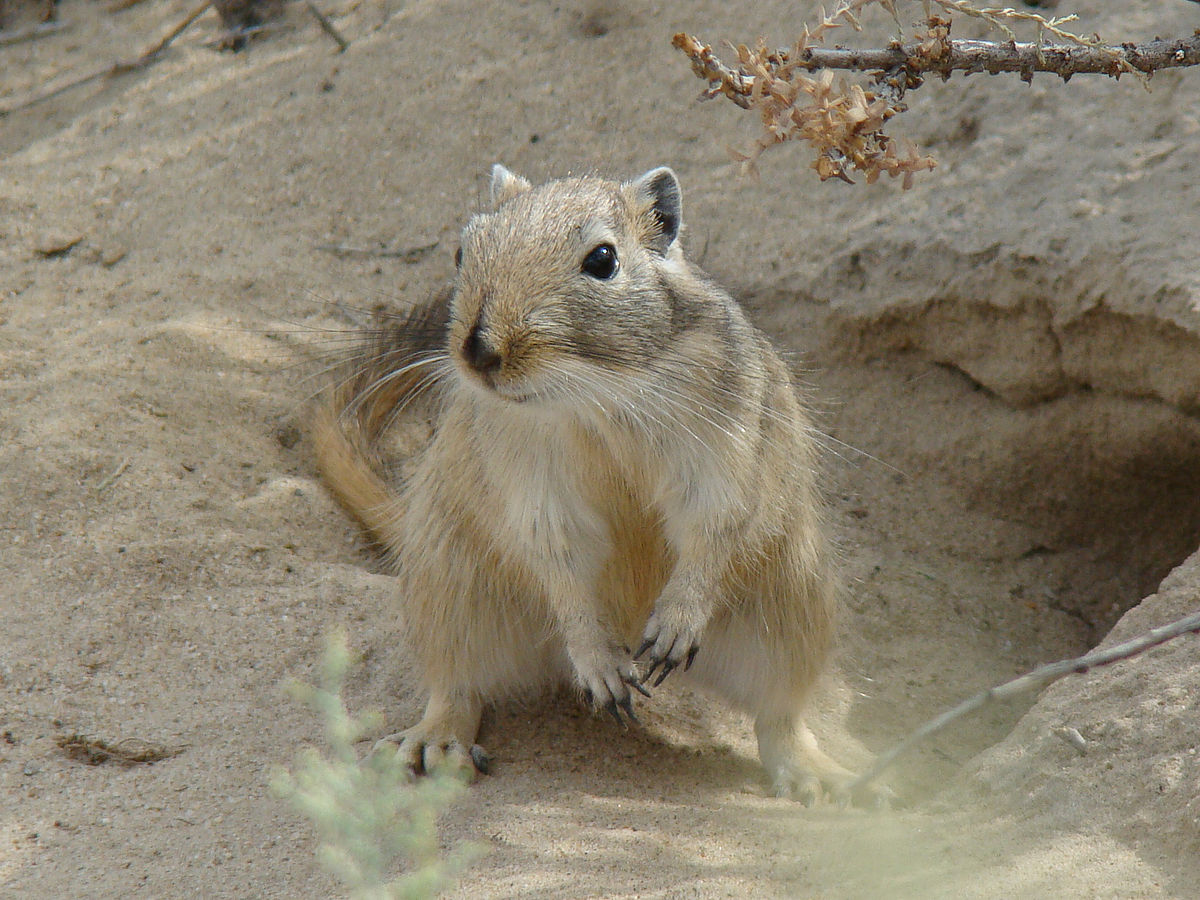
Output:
[[374, 728, 490, 779], [756, 714, 894, 808], [374, 692, 487, 779], [766, 757, 893, 809]]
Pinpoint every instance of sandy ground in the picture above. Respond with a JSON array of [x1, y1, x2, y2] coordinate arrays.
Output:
[[2, 0, 1199, 896]]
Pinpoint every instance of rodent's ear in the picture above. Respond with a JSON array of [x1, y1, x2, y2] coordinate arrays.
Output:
[[490, 164, 533, 208], [629, 167, 682, 255]]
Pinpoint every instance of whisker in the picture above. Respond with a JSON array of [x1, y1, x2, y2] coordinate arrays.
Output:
[[552, 364, 723, 461], [341, 353, 450, 418], [375, 362, 456, 435], [539, 336, 898, 475], [310, 290, 897, 486]]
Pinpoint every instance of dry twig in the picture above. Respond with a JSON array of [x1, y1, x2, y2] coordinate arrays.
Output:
[[676, 31, 1200, 92], [0, 0, 212, 116], [304, 0, 348, 52], [316, 240, 439, 262], [56, 733, 184, 766], [0, 19, 66, 45], [847, 608, 1200, 794], [94, 457, 132, 493]]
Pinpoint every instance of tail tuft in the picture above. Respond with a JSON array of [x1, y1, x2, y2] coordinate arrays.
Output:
[[310, 289, 452, 550]]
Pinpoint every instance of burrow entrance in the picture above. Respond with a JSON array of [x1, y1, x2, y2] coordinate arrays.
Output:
[[828, 297, 1200, 640], [758, 293, 1200, 795]]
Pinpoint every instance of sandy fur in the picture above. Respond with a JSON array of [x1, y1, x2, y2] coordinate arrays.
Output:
[[313, 167, 862, 800]]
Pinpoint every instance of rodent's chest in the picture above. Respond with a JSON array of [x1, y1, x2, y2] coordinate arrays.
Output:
[[475, 412, 657, 564]]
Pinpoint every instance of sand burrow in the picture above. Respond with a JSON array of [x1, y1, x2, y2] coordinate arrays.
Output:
[[828, 297, 1200, 641]]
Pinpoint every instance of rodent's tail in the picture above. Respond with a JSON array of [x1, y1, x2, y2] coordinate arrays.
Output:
[[312, 401, 399, 545], [310, 289, 452, 550]]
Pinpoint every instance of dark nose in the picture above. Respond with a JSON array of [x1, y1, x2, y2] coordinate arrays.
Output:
[[463, 322, 502, 374]]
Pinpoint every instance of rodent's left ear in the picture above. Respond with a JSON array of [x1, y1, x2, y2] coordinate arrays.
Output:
[[628, 167, 682, 255], [490, 164, 533, 208]]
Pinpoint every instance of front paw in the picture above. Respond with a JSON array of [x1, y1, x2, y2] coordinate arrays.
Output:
[[634, 607, 702, 686], [571, 646, 650, 728]]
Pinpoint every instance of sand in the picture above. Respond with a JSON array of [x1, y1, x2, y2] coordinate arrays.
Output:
[[2, 0, 1199, 896]]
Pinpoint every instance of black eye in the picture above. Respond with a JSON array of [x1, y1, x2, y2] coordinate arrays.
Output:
[[454, 247, 463, 268], [581, 244, 618, 279]]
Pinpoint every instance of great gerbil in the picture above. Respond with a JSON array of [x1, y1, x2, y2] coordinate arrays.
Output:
[[313, 165, 875, 802]]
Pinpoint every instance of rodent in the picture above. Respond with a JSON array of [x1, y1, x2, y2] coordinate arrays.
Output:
[[312, 164, 878, 803]]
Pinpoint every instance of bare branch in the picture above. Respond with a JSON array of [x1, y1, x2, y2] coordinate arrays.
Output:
[[847, 609, 1200, 795], [675, 32, 1200, 98], [674, 16, 1200, 187]]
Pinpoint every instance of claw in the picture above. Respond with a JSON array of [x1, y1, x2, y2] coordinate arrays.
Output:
[[617, 694, 640, 725], [685, 646, 699, 670], [582, 688, 594, 707], [633, 638, 654, 661], [624, 673, 652, 698], [604, 697, 626, 728], [469, 744, 491, 775], [652, 659, 677, 686]]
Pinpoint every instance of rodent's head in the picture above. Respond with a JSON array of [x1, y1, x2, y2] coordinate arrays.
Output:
[[448, 165, 686, 405]]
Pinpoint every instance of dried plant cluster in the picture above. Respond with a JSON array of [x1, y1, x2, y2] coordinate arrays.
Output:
[[680, 30, 937, 187], [675, 0, 1200, 187]]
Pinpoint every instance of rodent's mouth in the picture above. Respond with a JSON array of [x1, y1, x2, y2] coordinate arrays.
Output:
[[460, 366, 537, 404], [494, 386, 536, 404]]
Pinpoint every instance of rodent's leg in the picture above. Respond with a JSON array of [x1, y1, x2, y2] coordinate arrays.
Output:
[[375, 690, 487, 778], [635, 511, 737, 685], [541, 571, 648, 727], [634, 568, 710, 686]]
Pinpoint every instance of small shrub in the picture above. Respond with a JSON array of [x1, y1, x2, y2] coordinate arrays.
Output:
[[272, 632, 483, 899]]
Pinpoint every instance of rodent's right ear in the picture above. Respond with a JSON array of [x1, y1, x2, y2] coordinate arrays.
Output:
[[628, 167, 682, 256], [490, 164, 533, 208]]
